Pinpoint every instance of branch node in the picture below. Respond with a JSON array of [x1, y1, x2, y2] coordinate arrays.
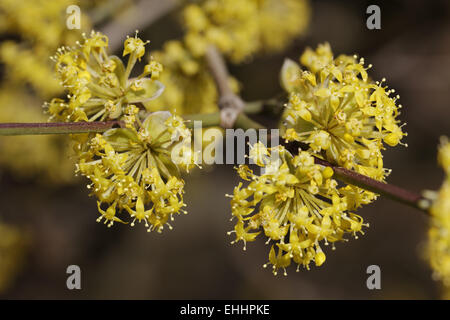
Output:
[[219, 93, 245, 128]]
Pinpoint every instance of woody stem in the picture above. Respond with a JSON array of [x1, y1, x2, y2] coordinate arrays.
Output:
[[313, 157, 429, 212], [0, 109, 263, 136], [0, 121, 125, 135]]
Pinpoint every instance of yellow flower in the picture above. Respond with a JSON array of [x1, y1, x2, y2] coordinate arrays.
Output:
[[428, 137, 450, 287], [280, 43, 407, 207], [123, 31, 149, 61], [182, 0, 311, 63], [143, 59, 164, 80], [228, 144, 368, 275], [248, 141, 270, 166]]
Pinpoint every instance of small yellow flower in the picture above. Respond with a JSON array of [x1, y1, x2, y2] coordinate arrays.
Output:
[[248, 141, 269, 166], [143, 60, 164, 80], [228, 144, 368, 275]]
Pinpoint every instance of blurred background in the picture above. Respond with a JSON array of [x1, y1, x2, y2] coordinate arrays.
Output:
[[0, 0, 449, 299]]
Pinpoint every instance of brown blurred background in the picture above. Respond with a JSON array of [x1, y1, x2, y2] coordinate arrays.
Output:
[[1, 0, 449, 299]]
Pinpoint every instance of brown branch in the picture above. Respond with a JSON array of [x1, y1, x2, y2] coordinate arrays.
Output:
[[205, 45, 248, 129], [313, 157, 429, 212], [0, 121, 125, 135]]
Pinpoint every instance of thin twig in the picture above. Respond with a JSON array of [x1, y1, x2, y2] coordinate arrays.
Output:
[[205, 45, 250, 129], [0, 110, 265, 136], [0, 121, 124, 135], [313, 157, 429, 212], [205, 46, 234, 98], [183, 112, 264, 130]]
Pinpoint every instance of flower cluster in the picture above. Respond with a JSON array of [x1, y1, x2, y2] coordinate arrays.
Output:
[[228, 143, 367, 275], [428, 137, 450, 286], [47, 31, 163, 123], [228, 44, 409, 273], [279, 43, 407, 208], [183, 0, 311, 63], [76, 111, 195, 232], [281, 43, 406, 178], [46, 31, 197, 232]]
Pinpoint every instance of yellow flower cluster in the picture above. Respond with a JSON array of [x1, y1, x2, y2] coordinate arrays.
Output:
[[280, 43, 407, 208], [47, 31, 163, 123], [0, 222, 28, 293], [47, 31, 197, 232], [428, 137, 450, 286], [229, 143, 367, 275], [76, 111, 194, 232], [183, 0, 311, 63]]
